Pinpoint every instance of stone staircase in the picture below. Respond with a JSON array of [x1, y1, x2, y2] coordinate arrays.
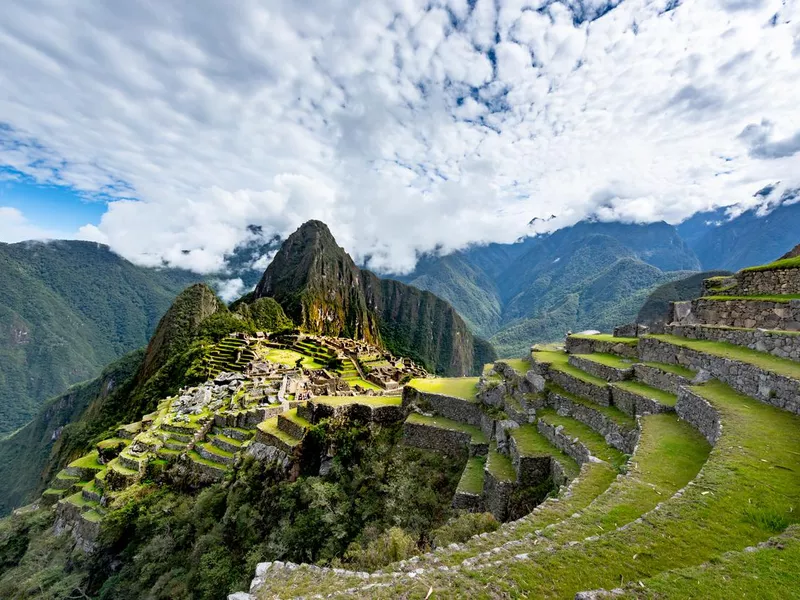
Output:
[[238, 255, 800, 600]]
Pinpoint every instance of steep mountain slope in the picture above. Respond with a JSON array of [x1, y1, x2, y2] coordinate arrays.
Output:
[[678, 200, 800, 271], [398, 221, 699, 356], [253, 221, 494, 375], [0, 241, 199, 435], [0, 283, 227, 515]]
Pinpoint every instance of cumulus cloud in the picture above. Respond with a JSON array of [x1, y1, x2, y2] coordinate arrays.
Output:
[[213, 278, 248, 303], [0, 0, 799, 273], [0, 206, 64, 242]]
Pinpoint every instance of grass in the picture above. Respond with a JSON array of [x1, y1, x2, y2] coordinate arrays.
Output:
[[187, 450, 228, 470], [407, 377, 479, 401], [96, 437, 129, 449], [574, 353, 636, 369], [63, 491, 98, 510], [457, 456, 486, 495], [533, 350, 609, 388], [313, 396, 402, 407], [405, 412, 487, 445], [257, 417, 302, 446], [283, 407, 312, 429], [702, 294, 800, 303], [347, 379, 800, 598], [68, 451, 104, 471], [612, 380, 678, 407], [649, 334, 800, 380], [640, 361, 696, 378], [742, 255, 800, 272], [568, 334, 638, 346], [107, 458, 137, 476], [547, 383, 637, 429], [199, 442, 234, 459], [498, 358, 531, 373], [261, 347, 324, 369], [536, 409, 627, 469], [486, 447, 516, 482], [513, 423, 581, 478], [82, 510, 104, 523]]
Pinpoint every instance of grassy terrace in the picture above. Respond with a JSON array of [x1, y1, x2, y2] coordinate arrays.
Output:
[[702, 294, 800, 302], [407, 377, 479, 401], [486, 447, 516, 482], [349, 379, 800, 598], [536, 409, 627, 469], [513, 423, 580, 478], [742, 255, 800, 272], [649, 334, 800, 380], [568, 333, 638, 345], [260, 347, 324, 369], [107, 458, 137, 476], [313, 396, 402, 407], [613, 380, 678, 407], [574, 352, 636, 369], [68, 451, 104, 471], [187, 450, 227, 470], [257, 417, 302, 446], [199, 442, 233, 459], [533, 350, 609, 387], [641, 361, 696, 378], [283, 407, 312, 429], [405, 413, 487, 445], [498, 358, 531, 373], [547, 383, 637, 429], [457, 456, 486, 495]]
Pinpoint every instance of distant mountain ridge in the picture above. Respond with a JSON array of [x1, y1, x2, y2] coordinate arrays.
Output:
[[253, 220, 495, 375]]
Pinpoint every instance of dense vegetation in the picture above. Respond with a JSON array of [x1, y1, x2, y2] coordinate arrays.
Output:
[[0, 240, 198, 435], [0, 417, 484, 599]]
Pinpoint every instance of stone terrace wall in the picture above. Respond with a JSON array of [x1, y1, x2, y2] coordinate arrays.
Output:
[[672, 298, 800, 331], [610, 385, 672, 418], [565, 337, 638, 359], [547, 390, 639, 453], [569, 355, 633, 382], [675, 388, 721, 445], [401, 421, 471, 457], [666, 324, 800, 361], [508, 436, 551, 487], [548, 369, 611, 406], [402, 387, 483, 426], [639, 337, 800, 415], [536, 419, 592, 465], [632, 363, 694, 395], [483, 469, 514, 522], [736, 268, 800, 296]]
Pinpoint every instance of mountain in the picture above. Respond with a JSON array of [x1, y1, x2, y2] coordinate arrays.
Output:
[[253, 220, 495, 375], [0, 240, 199, 435], [678, 200, 800, 271], [399, 221, 699, 357], [636, 270, 732, 327]]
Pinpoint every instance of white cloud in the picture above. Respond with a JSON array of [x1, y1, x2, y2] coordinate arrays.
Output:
[[0, 0, 798, 274], [0, 206, 64, 242], [213, 278, 248, 303]]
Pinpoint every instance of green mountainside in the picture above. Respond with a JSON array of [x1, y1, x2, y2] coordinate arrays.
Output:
[[0, 241, 199, 436], [254, 221, 494, 375], [400, 221, 699, 357], [636, 269, 732, 327]]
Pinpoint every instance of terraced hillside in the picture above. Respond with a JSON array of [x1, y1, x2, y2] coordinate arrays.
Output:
[[234, 254, 800, 599]]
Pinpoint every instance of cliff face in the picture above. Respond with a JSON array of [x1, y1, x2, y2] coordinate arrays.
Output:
[[253, 221, 493, 375]]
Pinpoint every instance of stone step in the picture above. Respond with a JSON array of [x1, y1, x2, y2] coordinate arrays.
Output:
[[106, 458, 139, 489], [210, 433, 243, 454], [197, 442, 235, 466], [545, 385, 639, 454], [632, 361, 696, 394], [610, 381, 677, 417], [277, 409, 311, 440], [640, 335, 800, 415], [665, 323, 800, 362], [567, 354, 635, 382], [564, 334, 639, 358]]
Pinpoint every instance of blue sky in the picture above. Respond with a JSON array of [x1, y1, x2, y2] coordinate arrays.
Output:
[[0, 0, 799, 273]]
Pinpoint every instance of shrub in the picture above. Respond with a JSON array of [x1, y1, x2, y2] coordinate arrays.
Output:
[[343, 527, 418, 570], [430, 512, 499, 548]]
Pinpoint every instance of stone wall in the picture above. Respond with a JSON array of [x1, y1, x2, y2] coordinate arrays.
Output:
[[675, 388, 721, 445], [53, 501, 100, 553], [665, 324, 800, 361], [632, 363, 694, 395], [536, 419, 592, 465], [482, 469, 514, 522], [548, 369, 611, 406], [401, 421, 471, 457], [452, 489, 484, 511], [671, 298, 800, 331], [508, 436, 551, 487], [547, 390, 639, 453], [402, 386, 483, 426], [610, 384, 673, 418], [565, 336, 638, 359], [638, 337, 800, 415], [568, 355, 633, 382], [736, 268, 800, 296]]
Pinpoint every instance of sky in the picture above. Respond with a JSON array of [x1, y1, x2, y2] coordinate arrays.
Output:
[[0, 0, 799, 276]]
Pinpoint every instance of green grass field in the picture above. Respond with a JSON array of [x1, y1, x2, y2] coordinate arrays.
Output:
[[407, 377, 479, 401]]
